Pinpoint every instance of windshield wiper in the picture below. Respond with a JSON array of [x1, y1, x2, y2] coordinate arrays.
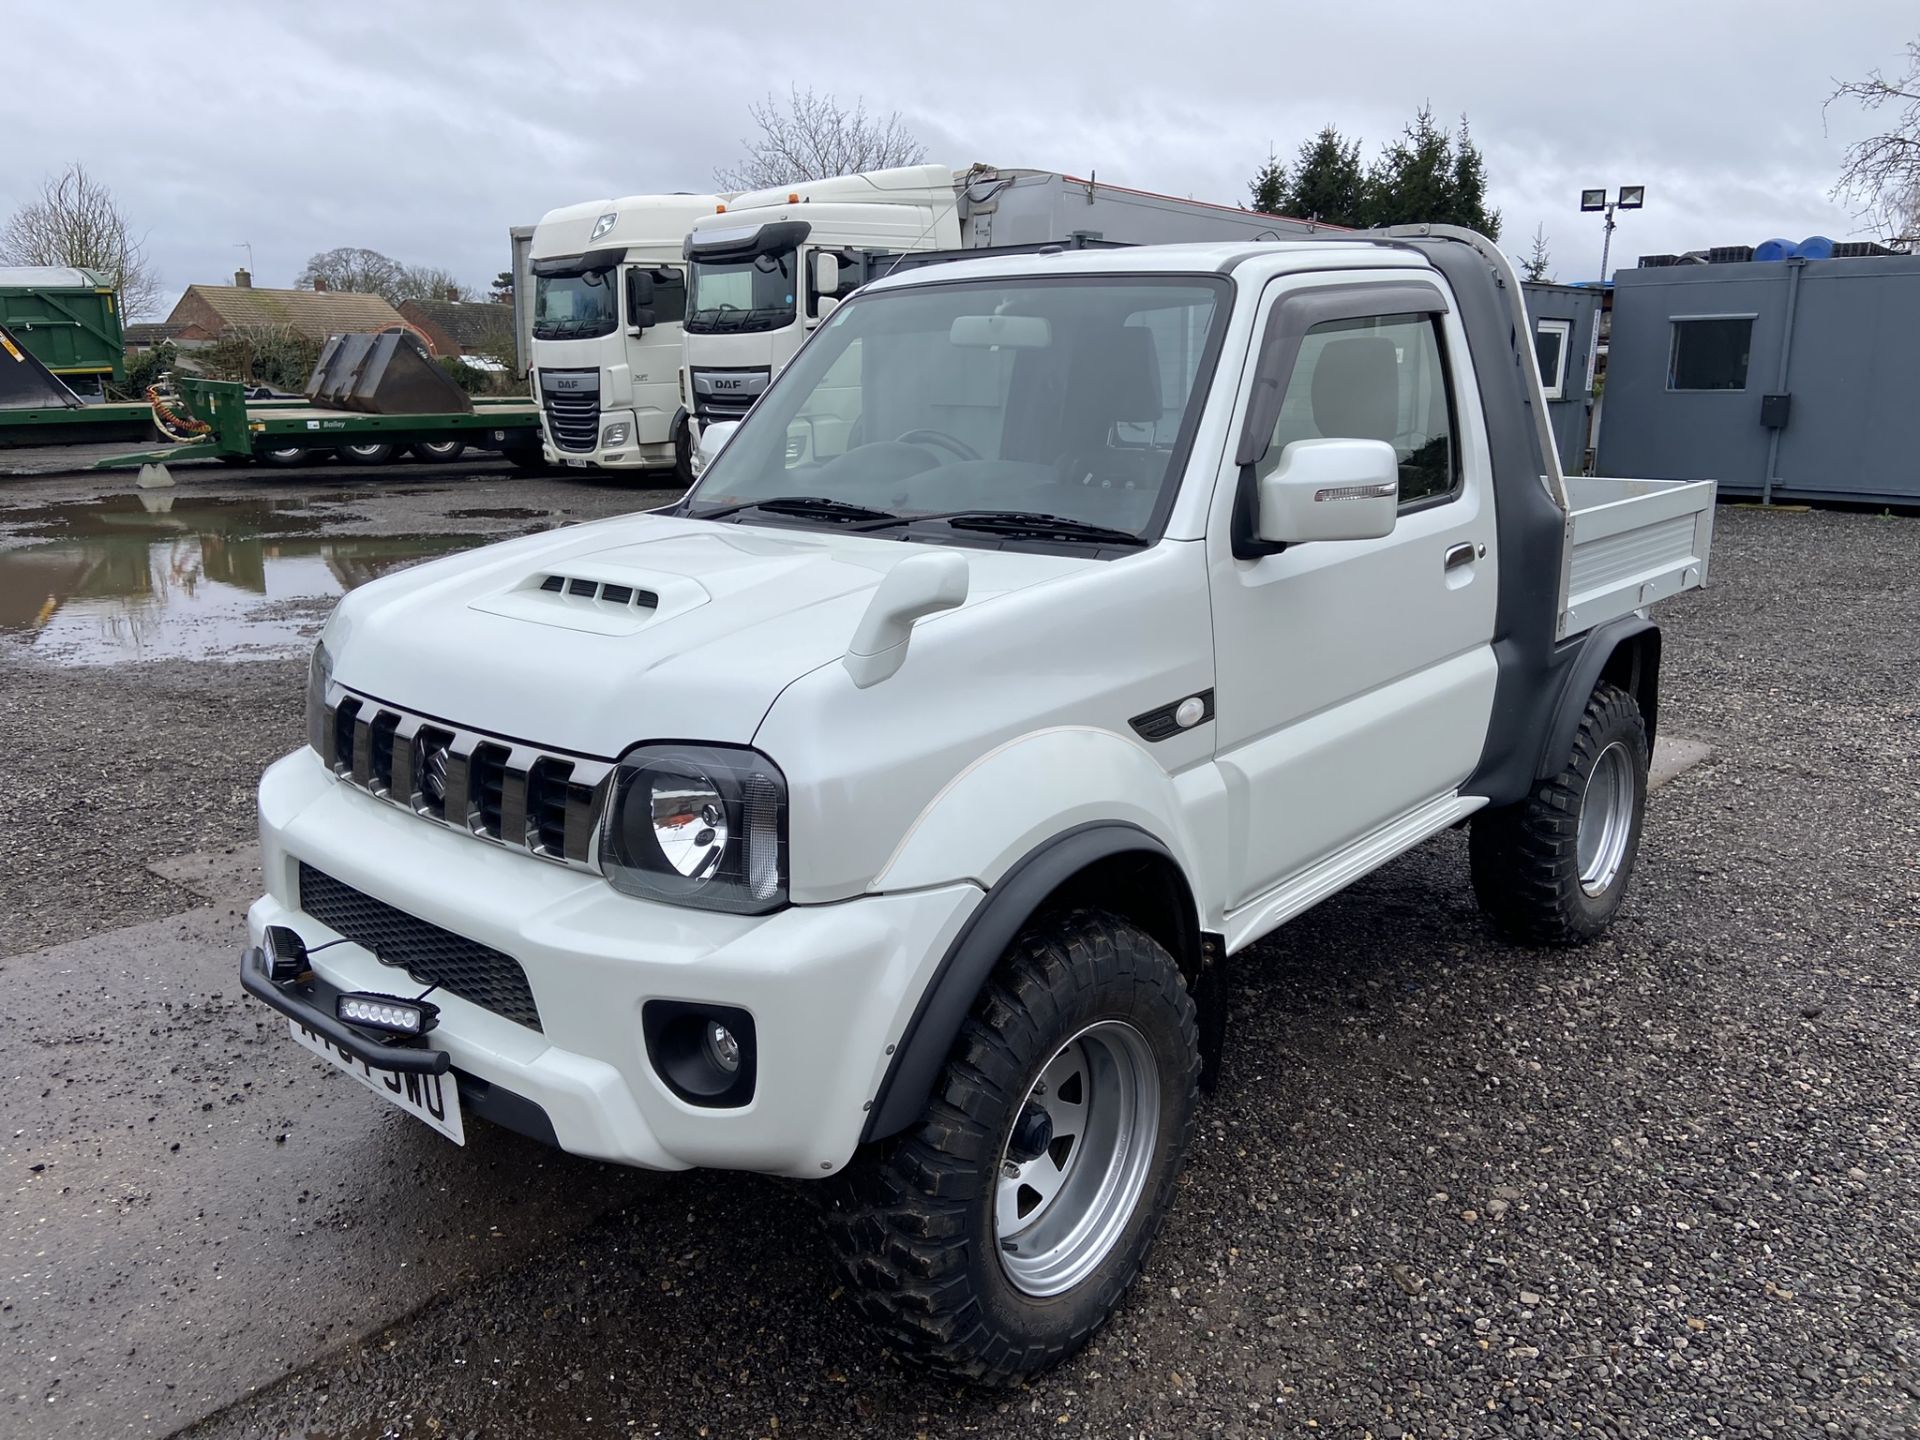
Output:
[[691, 494, 900, 524], [861, 510, 1148, 547]]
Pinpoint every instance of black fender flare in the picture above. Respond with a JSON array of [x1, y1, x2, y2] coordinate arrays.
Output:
[[1535, 617, 1660, 780], [860, 822, 1184, 1144], [669, 405, 690, 447]]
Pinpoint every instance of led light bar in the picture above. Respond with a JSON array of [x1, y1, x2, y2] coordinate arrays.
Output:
[[336, 991, 439, 1037]]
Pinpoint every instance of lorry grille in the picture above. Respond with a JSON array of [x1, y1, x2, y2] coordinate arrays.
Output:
[[538, 368, 599, 453], [319, 690, 615, 870], [297, 863, 543, 1031]]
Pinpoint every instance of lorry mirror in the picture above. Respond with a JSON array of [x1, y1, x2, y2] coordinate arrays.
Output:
[[813, 295, 841, 323], [812, 251, 840, 297], [626, 268, 655, 332], [691, 420, 739, 478], [1256, 438, 1400, 545]]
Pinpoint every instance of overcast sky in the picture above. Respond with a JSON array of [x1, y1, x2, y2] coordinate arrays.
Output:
[[3, 2, 1910, 316]]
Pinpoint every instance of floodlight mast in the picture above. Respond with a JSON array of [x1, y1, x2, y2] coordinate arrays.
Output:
[[1582, 187, 1645, 282]]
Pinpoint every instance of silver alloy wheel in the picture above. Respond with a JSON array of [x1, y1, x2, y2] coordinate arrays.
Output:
[[995, 1020, 1160, 1298], [1577, 740, 1635, 896]]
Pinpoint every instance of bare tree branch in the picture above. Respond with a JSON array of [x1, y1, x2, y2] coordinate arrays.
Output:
[[1826, 39, 1920, 245], [0, 163, 161, 320], [714, 86, 928, 190]]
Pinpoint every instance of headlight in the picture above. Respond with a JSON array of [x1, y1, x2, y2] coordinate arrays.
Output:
[[604, 744, 786, 913], [305, 639, 334, 756], [601, 422, 630, 447]]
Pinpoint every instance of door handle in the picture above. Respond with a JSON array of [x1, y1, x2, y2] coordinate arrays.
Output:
[[1443, 542, 1480, 572]]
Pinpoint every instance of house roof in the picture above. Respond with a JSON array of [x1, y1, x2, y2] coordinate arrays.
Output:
[[398, 297, 514, 351], [166, 284, 406, 341], [124, 322, 184, 345]]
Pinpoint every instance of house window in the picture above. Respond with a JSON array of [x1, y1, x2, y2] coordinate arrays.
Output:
[[1668, 316, 1753, 391], [1534, 318, 1571, 401]]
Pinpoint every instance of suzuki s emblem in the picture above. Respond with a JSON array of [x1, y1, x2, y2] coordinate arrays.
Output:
[[420, 742, 451, 805], [589, 212, 617, 242]]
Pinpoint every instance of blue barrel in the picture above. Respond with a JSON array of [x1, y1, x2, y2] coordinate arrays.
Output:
[[1753, 238, 1794, 262], [1793, 235, 1835, 260]]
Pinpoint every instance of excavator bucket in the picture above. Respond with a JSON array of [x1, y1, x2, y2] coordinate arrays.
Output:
[[0, 323, 84, 410], [304, 329, 472, 415]]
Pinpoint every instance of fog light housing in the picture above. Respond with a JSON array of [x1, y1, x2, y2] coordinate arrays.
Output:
[[337, 991, 439, 1037], [643, 1001, 756, 1107], [263, 924, 311, 984], [601, 422, 630, 447]]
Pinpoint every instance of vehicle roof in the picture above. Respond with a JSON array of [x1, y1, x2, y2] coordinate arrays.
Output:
[[531, 194, 729, 258], [860, 238, 1428, 290]]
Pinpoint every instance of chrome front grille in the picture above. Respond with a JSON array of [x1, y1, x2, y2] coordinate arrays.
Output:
[[539, 368, 600, 453], [319, 689, 614, 869]]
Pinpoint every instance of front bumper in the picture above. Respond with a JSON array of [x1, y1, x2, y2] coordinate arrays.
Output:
[[251, 749, 978, 1176], [539, 408, 675, 470]]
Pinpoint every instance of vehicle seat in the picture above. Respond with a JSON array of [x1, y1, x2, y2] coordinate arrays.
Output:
[[1309, 336, 1400, 443], [1057, 325, 1164, 492]]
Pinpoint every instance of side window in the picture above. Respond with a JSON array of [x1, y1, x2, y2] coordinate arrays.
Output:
[[1668, 316, 1752, 391], [1534, 318, 1571, 401], [651, 268, 687, 327], [806, 250, 865, 319], [1262, 312, 1458, 507]]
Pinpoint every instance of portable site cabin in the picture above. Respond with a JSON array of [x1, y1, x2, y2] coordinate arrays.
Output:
[[1596, 244, 1920, 505], [1521, 280, 1605, 475]]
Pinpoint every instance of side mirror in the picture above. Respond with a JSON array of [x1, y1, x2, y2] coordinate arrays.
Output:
[[626, 268, 656, 333], [1256, 438, 1400, 544], [812, 251, 840, 296], [814, 294, 841, 322], [691, 420, 739, 479]]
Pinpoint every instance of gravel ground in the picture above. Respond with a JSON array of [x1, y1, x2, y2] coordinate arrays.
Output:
[[8, 483, 1917, 1438], [0, 467, 676, 957]]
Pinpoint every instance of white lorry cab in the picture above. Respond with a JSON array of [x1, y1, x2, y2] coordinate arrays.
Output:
[[245, 228, 1715, 1385], [679, 164, 1326, 441], [527, 193, 726, 479]]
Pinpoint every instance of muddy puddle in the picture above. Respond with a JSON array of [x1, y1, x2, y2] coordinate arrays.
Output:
[[0, 491, 483, 664]]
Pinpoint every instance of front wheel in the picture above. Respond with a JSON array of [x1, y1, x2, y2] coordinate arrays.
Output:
[[1470, 682, 1649, 945], [825, 909, 1199, 1384]]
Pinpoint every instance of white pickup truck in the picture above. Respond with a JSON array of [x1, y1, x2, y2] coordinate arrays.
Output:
[[242, 226, 1714, 1383]]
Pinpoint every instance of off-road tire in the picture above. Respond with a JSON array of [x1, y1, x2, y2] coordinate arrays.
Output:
[[1470, 682, 1649, 945], [823, 908, 1200, 1385]]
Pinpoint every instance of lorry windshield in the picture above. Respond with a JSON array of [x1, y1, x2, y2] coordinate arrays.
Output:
[[532, 270, 617, 340], [686, 251, 798, 334], [688, 276, 1228, 540]]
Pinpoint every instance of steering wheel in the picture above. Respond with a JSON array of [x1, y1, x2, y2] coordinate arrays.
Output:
[[895, 428, 981, 462]]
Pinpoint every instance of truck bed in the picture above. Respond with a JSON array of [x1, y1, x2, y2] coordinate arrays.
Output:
[[1557, 476, 1716, 640]]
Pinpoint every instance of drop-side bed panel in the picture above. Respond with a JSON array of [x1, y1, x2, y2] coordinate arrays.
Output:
[[1558, 476, 1716, 639]]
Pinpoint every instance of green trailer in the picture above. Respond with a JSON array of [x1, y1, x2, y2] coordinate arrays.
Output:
[[0, 266, 126, 390], [95, 375, 542, 470]]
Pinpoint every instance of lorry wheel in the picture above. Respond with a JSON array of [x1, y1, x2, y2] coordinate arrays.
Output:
[[1469, 682, 1649, 945], [258, 445, 313, 467], [339, 442, 396, 465], [824, 908, 1200, 1384], [409, 440, 465, 463]]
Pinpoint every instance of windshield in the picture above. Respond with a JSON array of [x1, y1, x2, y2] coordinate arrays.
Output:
[[687, 276, 1228, 542], [532, 270, 617, 340], [686, 251, 798, 335]]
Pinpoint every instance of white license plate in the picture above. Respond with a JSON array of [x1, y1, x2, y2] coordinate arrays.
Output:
[[289, 1020, 465, 1145], [566, 458, 592, 468]]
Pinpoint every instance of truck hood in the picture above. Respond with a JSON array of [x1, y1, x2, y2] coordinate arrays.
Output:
[[325, 514, 1092, 757]]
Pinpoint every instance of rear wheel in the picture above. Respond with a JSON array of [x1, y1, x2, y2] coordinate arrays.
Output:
[[339, 442, 396, 465], [824, 909, 1200, 1384], [1470, 682, 1649, 945], [409, 439, 465, 463], [258, 444, 314, 467]]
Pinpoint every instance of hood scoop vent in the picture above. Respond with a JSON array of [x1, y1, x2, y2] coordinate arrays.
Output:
[[537, 573, 660, 609], [470, 566, 707, 636]]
